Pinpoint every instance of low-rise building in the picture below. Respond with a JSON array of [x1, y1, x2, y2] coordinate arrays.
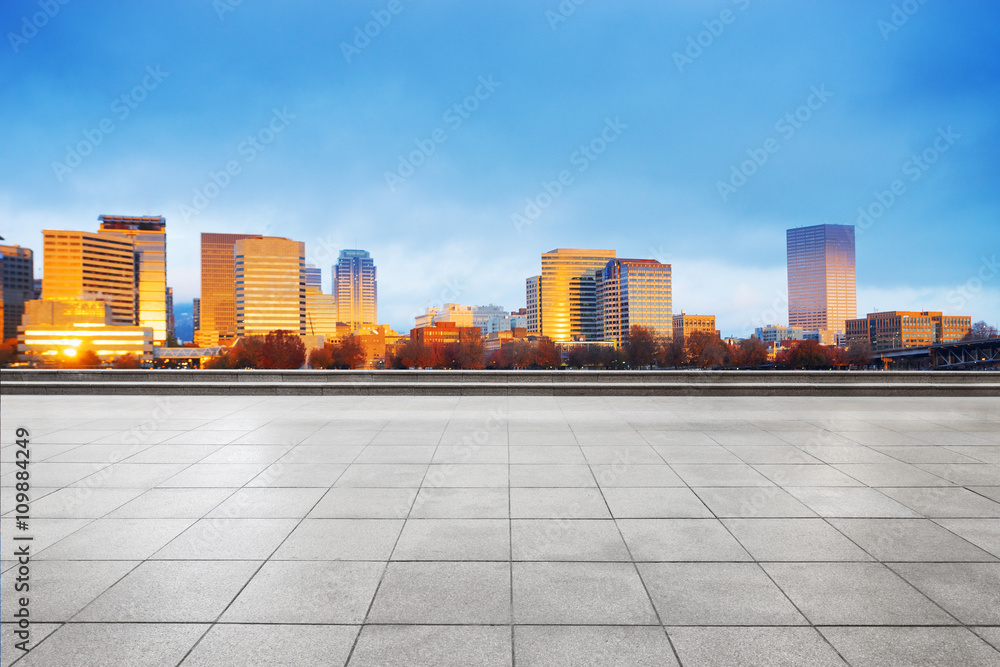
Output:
[[18, 298, 153, 364], [845, 311, 971, 351], [673, 311, 719, 341]]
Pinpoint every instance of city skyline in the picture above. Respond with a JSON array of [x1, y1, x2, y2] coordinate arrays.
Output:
[[2, 2, 998, 336]]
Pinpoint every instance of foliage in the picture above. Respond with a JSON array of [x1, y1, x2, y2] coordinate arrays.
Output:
[[624, 326, 658, 368], [112, 353, 141, 369], [0, 338, 18, 366]]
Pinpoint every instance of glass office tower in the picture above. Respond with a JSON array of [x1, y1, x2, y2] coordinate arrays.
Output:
[[98, 215, 168, 345], [787, 224, 856, 334], [235, 236, 306, 336], [540, 248, 616, 343], [197, 232, 262, 345], [333, 249, 377, 330], [599, 258, 672, 345]]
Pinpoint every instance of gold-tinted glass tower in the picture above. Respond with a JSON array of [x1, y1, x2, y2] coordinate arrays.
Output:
[[787, 224, 856, 334], [98, 215, 167, 345], [540, 248, 616, 343], [41, 230, 136, 326], [235, 236, 305, 336], [197, 232, 262, 345]]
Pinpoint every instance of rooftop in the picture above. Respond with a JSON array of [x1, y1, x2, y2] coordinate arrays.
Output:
[[2, 394, 999, 665]]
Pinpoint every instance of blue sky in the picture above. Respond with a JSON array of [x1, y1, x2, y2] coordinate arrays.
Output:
[[2, 0, 998, 337]]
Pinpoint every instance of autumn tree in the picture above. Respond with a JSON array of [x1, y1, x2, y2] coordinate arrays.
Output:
[[778, 339, 829, 369], [962, 320, 999, 341], [113, 353, 141, 369], [0, 338, 18, 366], [624, 326, 658, 368], [533, 338, 562, 369], [847, 339, 873, 367], [736, 338, 768, 368]]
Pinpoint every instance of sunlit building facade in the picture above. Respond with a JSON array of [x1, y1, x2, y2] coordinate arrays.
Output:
[[539, 248, 616, 343], [672, 312, 719, 341], [333, 249, 377, 330], [787, 224, 856, 335], [304, 287, 340, 337], [1, 244, 35, 341], [98, 215, 168, 345], [42, 230, 136, 327], [196, 232, 262, 345], [18, 298, 153, 363], [304, 264, 322, 290], [235, 236, 306, 336], [598, 258, 672, 345], [845, 311, 971, 351]]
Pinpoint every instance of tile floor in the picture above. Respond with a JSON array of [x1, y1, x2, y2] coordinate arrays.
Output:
[[1, 394, 999, 666]]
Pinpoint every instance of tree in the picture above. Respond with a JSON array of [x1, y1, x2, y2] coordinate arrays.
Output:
[[261, 330, 306, 369], [308, 346, 334, 369], [333, 336, 366, 369], [736, 338, 768, 368], [847, 339, 873, 367], [113, 353, 141, 369], [963, 320, 999, 341], [825, 345, 849, 369], [533, 339, 561, 369], [455, 336, 485, 369], [779, 340, 829, 370], [624, 326, 658, 368], [687, 331, 729, 368], [660, 336, 686, 368], [0, 338, 18, 366]]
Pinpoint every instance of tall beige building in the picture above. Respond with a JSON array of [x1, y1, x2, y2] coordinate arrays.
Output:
[[196, 232, 262, 345], [98, 215, 168, 345], [598, 258, 672, 345], [235, 236, 305, 336], [41, 230, 136, 327], [539, 248, 616, 342], [526, 275, 541, 334]]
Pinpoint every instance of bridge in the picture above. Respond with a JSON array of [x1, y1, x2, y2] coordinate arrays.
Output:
[[877, 338, 1000, 369]]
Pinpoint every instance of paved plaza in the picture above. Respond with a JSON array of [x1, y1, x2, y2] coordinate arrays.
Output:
[[2, 394, 999, 666]]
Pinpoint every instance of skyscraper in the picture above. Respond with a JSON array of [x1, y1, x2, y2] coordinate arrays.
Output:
[[235, 236, 305, 336], [304, 264, 322, 290], [787, 224, 856, 334], [42, 230, 136, 326], [1, 244, 34, 341], [333, 249, 377, 330], [196, 232, 262, 345], [539, 248, 616, 342], [598, 258, 672, 345], [98, 215, 168, 345], [526, 276, 541, 334], [166, 286, 175, 342]]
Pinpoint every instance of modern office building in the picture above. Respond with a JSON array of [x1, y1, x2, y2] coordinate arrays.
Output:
[[234, 236, 305, 337], [787, 224, 856, 335], [42, 230, 136, 327], [333, 249, 377, 330], [166, 286, 175, 341], [526, 276, 541, 334], [539, 248, 616, 343], [672, 312, 719, 341], [193, 298, 201, 333], [598, 258, 672, 345], [1, 244, 34, 341], [98, 215, 168, 345], [845, 311, 971, 351], [18, 298, 153, 364], [196, 232, 263, 345], [415, 303, 475, 329], [304, 286, 341, 338], [410, 321, 481, 347], [754, 324, 805, 344], [304, 264, 322, 290]]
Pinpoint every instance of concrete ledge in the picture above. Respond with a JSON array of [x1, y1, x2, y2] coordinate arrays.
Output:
[[3, 380, 998, 396]]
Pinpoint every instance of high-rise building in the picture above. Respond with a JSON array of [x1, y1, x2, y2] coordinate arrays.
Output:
[[539, 248, 616, 343], [304, 264, 322, 290], [526, 276, 541, 334], [787, 224, 856, 335], [193, 298, 201, 333], [98, 215, 168, 345], [42, 230, 136, 326], [166, 286, 175, 341], [196, 232, 262, 345], [304, 287, 340, 337], [1, 245, 34, 341], [845, 311, 971, 351], [333, 249, 377, 330], [598, 258, 672, 345], [672, 312, 719, 341], [234, 236, 305, 336], [18, 298, 153, 363]]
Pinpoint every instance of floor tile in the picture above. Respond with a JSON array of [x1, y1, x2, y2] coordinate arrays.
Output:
[[13, 623, 206, 667], [349, 625, 511, 667], [512, 519, 629, 561], [514, 626, 677, 666], [821, 626, 1000, 667], [181, 624, 359, 667], [513, 562, 658, 624], [393, 519, 509, 560], [368, 562, 510, 624], [618, 519, 751, 561], [669, 627, 847, 667], [274, 519, 403, 560], [723, 518, 873, 561]]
